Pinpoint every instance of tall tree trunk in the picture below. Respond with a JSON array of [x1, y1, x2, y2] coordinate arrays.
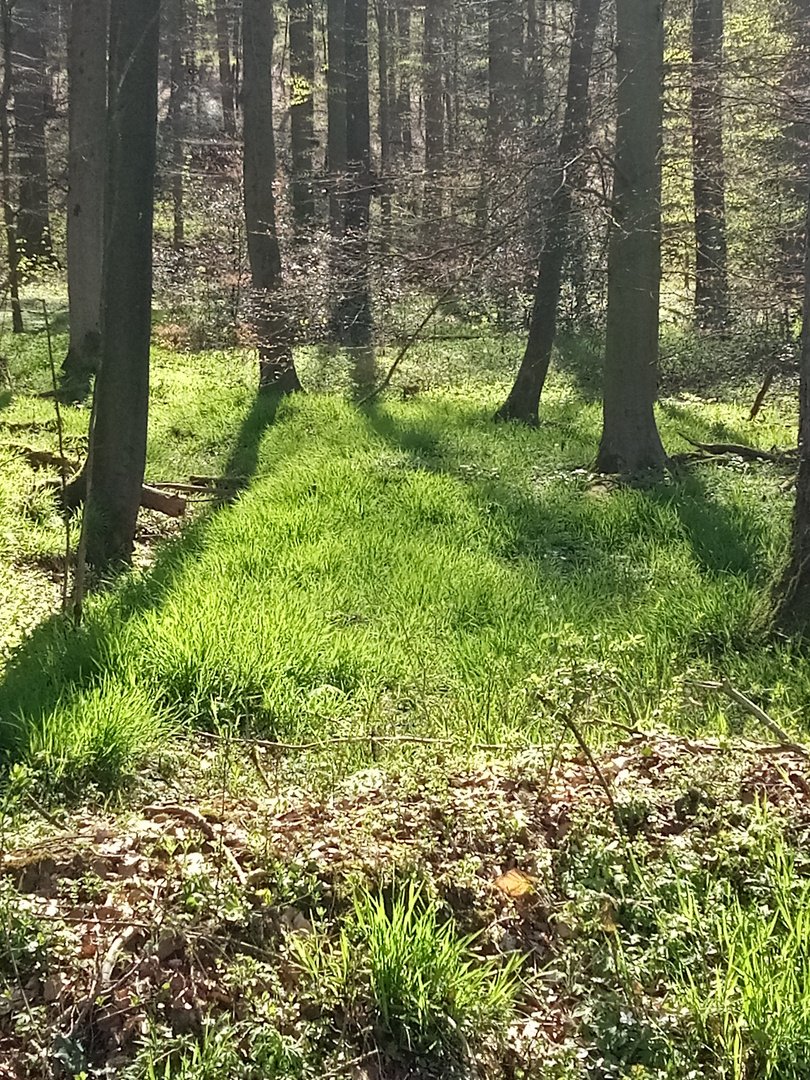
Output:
[[376, 0, 391, 248], [0, 0, 23, 333], [243, 0, 301, 391], [423, 0, 443, 227], [62, 0, 107, 396], [327, 0, 347, 236], [168, 0, 186, 249], [395, 0, 411, 162], [595, 0, 667, 474], [525, 0, 545, 126], [692, 0, 728, 328], [775, 188, 810, 632], [215, 0, 236, 138], [84, 0, 160, 568], [497, 0, 602, 424], [336, 0, 373, 372], [290, 0, 316, 226], [12, 0, 52, 261]]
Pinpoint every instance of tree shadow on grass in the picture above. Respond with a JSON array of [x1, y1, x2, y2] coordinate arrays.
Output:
[[0, 390, 286, 763]]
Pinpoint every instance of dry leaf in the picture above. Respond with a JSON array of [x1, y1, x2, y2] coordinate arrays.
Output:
[[494, 869, 535, 898]]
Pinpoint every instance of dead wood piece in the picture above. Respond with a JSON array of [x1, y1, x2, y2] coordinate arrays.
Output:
[[140, 485, 186, 517], [142, 803, 216, 839], [688, 679, 810, 759], [678, 434, 789, 464], [149, 481, 228, 496], [188, 475, 243, 488], [11, 444, 77, 471], [749, 367, 776, 421]]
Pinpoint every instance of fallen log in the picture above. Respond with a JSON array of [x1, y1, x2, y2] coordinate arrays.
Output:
[[53, 470, 186, 517], [678, 433, 792, 463]]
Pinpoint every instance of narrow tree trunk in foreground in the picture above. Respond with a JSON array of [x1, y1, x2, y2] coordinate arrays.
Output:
[[290, 0, 315, 226], [0, 0, 23, 333], [243, 0, 301, 391], [595, 0, 667, 474], [85, 0, 160, 568], [692, 0, 728, 328], [62, 0, 107, 396], [497, 0, 602, 424]]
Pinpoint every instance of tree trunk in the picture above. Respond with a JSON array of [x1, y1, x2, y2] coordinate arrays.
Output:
[[327, 0, 347, 236], [84, 0, 160, 568], [497, 0, 602, 424], [376, 0, 391, 248], [692, 0, 728, 328], [775, 189, 810, 632], [168, 0, 186, 249], [12, 0, 52, 262], [423, 0, 444, 227], [336, 0, 373, 371], [215, 0, 236, 138], [290, 0, 316, 226], [595, 0, 667, 474], [395, 0, 411, 162], [62, 0, 107, 396], [0, 0, 23, 333], [243, 0, 301, 391]]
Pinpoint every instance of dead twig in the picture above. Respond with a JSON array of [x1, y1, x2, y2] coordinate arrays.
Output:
[[560, 714, 621, 828], [678, 433, 790, 464], [688, 679, 809, 758], [749, 367, 776, 421]]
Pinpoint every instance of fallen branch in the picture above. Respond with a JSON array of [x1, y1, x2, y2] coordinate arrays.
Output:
[[139, 485, 186, 517], [10, 444, 77, 471], [749, 367, 776, 421], [197, 731, 529, 753], [148, 481, 231, 496], [678, 434, 790, 464], [142, 803, 247, 885], [688, 679, 809, 758], [560, 714, 621, 829]]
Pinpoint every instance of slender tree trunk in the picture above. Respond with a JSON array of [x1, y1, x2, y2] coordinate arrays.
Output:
[[0, 0, 23, 333], [423, 0, 444, 227], [337, 0, 373, 374], [396, 0, 411, 162], [215, 0, 236, 138], [168, 0, 186, 249], [692, 0, 728, 328], [327, 0, 347, 236], [62, 0, 107, 395], [376, 0, 391, 249], [290, 0, 316, 226], [243, 0, 301, 391], [775, 189, 810, 632], [525, 0, 545, 126], [85, 0, 160, 568], [12, 0, 52, 261], [497, 0, 602, 424], [595, 0, 667, 474]]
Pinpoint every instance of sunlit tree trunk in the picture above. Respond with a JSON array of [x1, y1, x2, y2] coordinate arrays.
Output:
[[85, 0, 160, 568], [215, 0, 236, 138], [0, 0, 23, 333], [327, 0, 347, 236], [168, 0, 186, 249], [595, 0, 667, 474], [423, 0, 444, 227]]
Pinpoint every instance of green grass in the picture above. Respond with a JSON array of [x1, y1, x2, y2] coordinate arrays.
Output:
[[0, 311, 806, 793]]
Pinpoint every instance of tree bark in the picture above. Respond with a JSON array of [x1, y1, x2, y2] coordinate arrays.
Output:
[[168, 0, 186, 249], [0, 0, 23, 333], [395, 0, 411, 162], [289, 0, 316, 226], [595, 0, 667, 474], [497, 0, 602, 424], [215, 0, 236, 138], [692, 0, 728, 328], [775, 189, 810, 632], [12, 0, 52, 262], [376, 0, 392, 248], [62, 0, 107, 396], [327, 0, 347, 236], [242, 0, 301, 391], [423, 0, 444, 227], [84, 0, 160, 568], [336, 0, 373, 369]]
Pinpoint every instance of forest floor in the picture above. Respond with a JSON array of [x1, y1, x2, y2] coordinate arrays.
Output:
[[1, 298, 810, 1077]]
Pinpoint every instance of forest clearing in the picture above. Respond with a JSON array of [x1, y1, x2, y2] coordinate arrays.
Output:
[[3, 0, 810, 1074]]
